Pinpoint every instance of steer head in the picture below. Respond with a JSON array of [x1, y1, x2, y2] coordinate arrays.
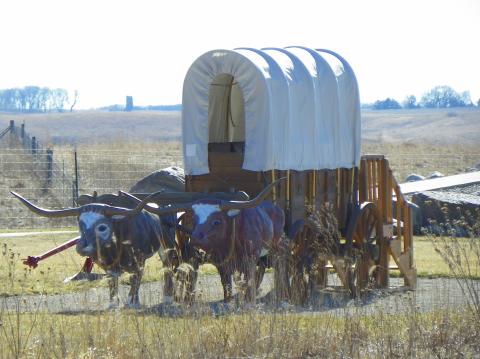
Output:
[[10, 191, 156, 266], [75, 207, 117, 263], [189, 200, 232, 252]]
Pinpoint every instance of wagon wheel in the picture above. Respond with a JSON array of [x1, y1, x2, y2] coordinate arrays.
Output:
[[344, 202, 383, 298], [290, 219, 328, 304]]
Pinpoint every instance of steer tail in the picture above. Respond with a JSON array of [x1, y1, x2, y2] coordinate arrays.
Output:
[[286, 219, 305, 240]]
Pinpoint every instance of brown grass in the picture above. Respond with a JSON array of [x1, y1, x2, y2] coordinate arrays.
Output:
[[362, 108, 480, 145], [0, 111, 182, 144], [0, 297, 478, 358], [363, 142, 479, 182]]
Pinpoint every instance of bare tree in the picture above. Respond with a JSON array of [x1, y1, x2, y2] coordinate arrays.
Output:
[[421, 85, 471, 108], [51, 88, 68, 112], [69, 90, 78, 112]]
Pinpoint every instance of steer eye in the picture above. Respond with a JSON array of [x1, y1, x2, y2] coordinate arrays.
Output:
[[97, 224, 108, 232], [212, 219, 221, 226]]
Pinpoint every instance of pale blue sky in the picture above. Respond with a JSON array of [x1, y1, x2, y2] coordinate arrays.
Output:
[[0, 0, 478, 109]]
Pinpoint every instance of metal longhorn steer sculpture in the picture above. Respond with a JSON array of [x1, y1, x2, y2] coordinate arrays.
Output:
[[140, 179, 287, 302], [11, 191, 176, 309]]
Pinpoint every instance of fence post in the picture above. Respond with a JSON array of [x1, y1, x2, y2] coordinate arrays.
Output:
[[31, 137, 36, 154], [21, 123, 25, 140], [73, 149, 79, 205], [46, 148, 53, 185], [9, 120, 14, 135], [72, 184, 77, 207]]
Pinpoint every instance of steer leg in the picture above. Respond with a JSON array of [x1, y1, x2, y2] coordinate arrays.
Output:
[[126, 269, 143, 309], [107, 274, 120, 309], [159, 247, 176, 304], [163, 268, 174, 304], [244, 258, 257, 304], [218, 267, 233, 302]]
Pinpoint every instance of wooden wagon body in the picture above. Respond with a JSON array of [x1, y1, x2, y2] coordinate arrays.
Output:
[[181, 47, 416, 295]]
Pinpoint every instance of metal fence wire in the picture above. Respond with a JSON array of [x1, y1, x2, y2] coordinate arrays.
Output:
[[1, 130, 183, 229]]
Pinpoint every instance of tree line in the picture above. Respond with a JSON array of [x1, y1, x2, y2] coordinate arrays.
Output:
[[368, 85, 478, 110], [0, 86, 73, 113]]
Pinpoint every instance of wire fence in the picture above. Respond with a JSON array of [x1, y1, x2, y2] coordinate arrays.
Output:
[[1, 136, 183, 229], [1, 120, 479, 230]]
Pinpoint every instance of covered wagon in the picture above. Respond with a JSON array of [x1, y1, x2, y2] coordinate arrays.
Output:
[[181, 46, 416, 298]]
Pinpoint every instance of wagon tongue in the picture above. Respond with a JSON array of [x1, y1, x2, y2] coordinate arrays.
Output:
[[21, 236, 104, 282], [22, 236, 81, 269]]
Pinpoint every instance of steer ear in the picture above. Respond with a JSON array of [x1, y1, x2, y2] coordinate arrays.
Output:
[[227, 209, 241, 217]]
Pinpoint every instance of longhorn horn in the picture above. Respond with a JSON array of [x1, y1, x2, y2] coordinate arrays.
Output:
[[11, 191, 154, 219], [219, 177, 286, 211], [11, 191, 82, 218]]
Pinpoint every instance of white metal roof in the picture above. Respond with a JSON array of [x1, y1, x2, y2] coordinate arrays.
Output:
[[182, 47, 361, 175]]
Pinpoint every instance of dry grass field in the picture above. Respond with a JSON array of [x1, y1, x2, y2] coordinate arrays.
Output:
[[0, 305, 478, 358], [362, 108, 480, 145], [1, 107, 479, 146], [0, 111, 182, 144], [363, 142, 479, 181]]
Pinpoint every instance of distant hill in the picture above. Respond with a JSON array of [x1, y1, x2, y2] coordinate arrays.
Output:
[[1, 108, 479, 146]]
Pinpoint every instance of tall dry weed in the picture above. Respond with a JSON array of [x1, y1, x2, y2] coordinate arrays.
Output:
[[430, 208, 480, 322]]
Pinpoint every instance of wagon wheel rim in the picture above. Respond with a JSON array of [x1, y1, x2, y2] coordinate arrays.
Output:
[[344, 202, 382, 297]]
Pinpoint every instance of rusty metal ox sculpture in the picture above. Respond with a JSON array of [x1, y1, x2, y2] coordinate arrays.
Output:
[[11, 191, 176, 309], [138, 179, 288, 302]]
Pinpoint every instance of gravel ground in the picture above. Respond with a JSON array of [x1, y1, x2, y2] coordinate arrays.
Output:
[[1, 273, 476, 317]]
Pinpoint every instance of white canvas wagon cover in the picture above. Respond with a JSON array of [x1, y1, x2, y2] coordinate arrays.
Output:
[[182, 47, 360, 175]]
